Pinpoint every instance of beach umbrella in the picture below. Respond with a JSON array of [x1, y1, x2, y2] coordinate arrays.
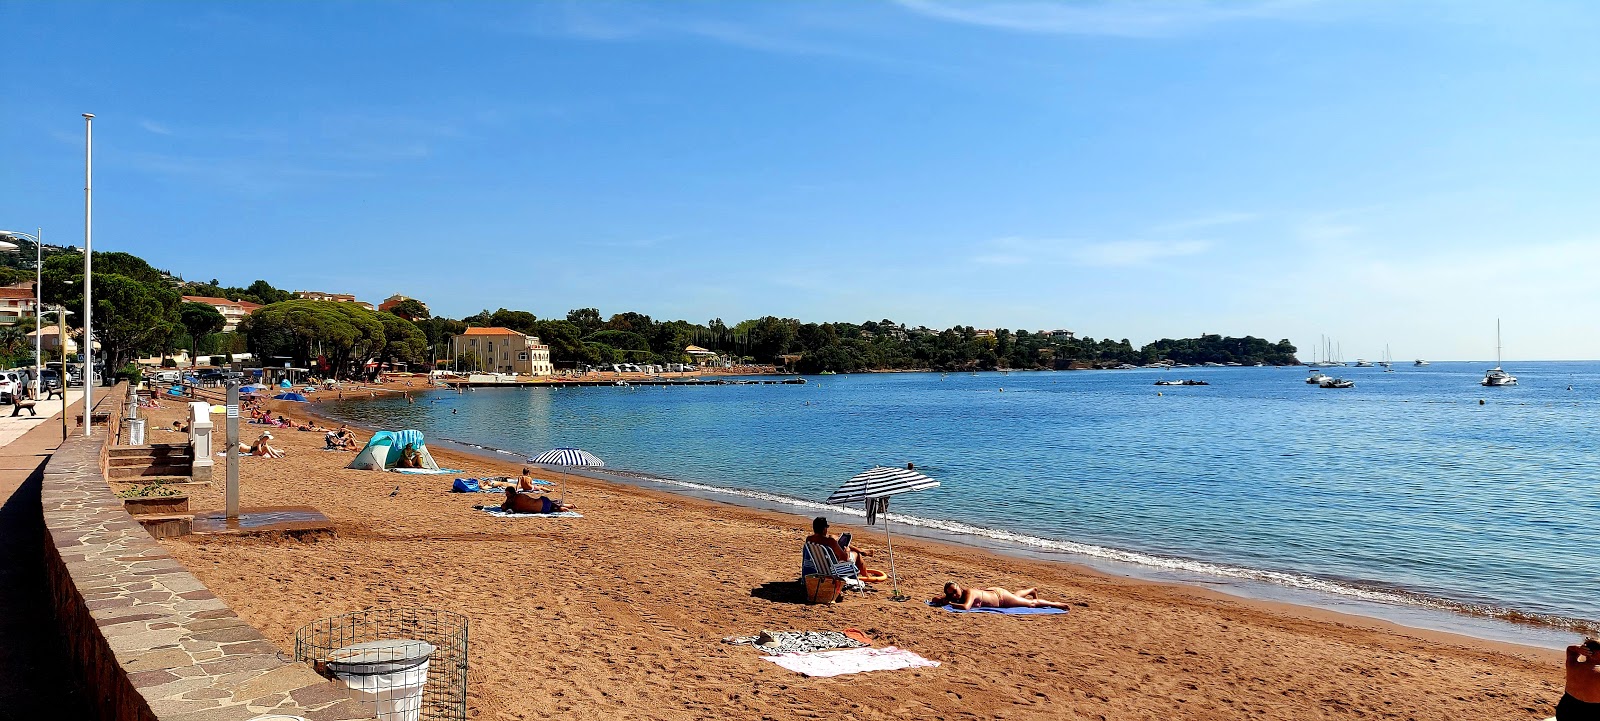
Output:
[[529, 447, 605, 467], [273, 392, 308, 402], [826, 466, 940, 601]]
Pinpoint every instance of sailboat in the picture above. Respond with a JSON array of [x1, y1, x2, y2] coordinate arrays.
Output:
[[1481, 319, 1517, 387], [1382, 344, 1395, 372]]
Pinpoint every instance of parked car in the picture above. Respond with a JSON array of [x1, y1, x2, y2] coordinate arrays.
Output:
[[0, 372, 16, 403], [152, 369, 181, 383]]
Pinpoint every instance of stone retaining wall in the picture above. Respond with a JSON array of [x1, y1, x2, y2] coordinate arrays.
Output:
[[41, 384, 376, 721]]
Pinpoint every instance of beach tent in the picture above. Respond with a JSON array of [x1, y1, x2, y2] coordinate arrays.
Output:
[[273, 392, 308, 402], [347, 429, 441, 471], [826, 466, 941, 601], [280, 379, 293, 389]]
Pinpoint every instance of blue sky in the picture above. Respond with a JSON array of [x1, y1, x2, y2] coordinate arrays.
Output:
[[3, 1, 1598, 359]]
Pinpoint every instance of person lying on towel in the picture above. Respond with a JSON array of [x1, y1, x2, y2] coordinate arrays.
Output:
[[806, 517, 876, 574], [500, 487, 576, 514], [930, 582, 1072, 611]]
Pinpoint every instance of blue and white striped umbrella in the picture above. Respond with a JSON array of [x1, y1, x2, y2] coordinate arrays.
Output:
[[825, 466, 940, 600], [529, 447, 605, 467], [826, 466, 939, 505]]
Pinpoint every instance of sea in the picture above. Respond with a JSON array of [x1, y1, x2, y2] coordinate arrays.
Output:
[[319, 362, 1599, 648]]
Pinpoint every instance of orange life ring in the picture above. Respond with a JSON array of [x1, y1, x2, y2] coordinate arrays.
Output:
[[859, 569, 889, 583]]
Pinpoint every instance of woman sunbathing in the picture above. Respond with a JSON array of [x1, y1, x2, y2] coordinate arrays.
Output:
[[931, 582, 1072, 610], [248, 432, 284, 459], [500, 487, 576, 514]]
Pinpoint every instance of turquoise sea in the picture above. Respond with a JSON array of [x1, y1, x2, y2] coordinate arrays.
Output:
[[321, 362, 1599, 645]]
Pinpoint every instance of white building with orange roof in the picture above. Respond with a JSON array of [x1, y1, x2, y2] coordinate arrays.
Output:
[[0, 283, 36, 325], [181, 295, 264, 332]]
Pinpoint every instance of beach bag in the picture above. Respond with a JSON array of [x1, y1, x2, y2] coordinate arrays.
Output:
[[451, 478, 479, 493], [803, 576, 845, 604]]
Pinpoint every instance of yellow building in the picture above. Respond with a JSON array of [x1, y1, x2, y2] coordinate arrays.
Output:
[[449, 327, 553, 375]]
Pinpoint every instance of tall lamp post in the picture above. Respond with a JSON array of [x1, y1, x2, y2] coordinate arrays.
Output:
[[82, 112, 93, 437], [0, 229, 46, 402]]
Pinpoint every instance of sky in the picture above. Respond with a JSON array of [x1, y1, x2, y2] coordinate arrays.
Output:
[[3, 1, 1599, 360]]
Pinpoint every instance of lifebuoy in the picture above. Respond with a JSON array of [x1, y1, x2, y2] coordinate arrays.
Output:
[[859, 569, 889, 583]]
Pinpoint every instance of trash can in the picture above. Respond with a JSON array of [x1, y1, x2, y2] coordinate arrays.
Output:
[[325, 639, 436, 721], [127, 419, 146, 446]]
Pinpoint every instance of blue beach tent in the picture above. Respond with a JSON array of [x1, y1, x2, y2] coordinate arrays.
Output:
[[273, 392, 308, 402], [347, 429, 440, 472]]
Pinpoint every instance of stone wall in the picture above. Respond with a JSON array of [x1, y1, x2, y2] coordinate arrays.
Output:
[[41, 384, 376, 721]]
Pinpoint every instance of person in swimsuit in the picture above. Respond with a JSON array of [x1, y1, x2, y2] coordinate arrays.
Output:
[[500, 487, 576, 514], [931, 582, 1072, 610], [805, 517, 874, 574], [1559, 640, 1600, 720]]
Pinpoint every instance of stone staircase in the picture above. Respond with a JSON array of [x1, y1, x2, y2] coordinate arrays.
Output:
[[107, 443, 193, 480]]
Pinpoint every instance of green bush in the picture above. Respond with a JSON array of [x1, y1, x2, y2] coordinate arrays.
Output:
[[113, 363, 142, 385], [209, 355, 226, 367]]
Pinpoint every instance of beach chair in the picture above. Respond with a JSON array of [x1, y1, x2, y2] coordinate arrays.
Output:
[[803, 542, 863, 603]]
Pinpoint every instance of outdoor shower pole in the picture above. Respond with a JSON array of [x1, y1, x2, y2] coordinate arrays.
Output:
[[58, 306, 67, 442], [225, 382, 239, 519], [81, 113, 93, 437]]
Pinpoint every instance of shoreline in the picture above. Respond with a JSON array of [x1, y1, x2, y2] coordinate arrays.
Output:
[[303, 388, 1580, 651], [139, 393, 1565, 719]]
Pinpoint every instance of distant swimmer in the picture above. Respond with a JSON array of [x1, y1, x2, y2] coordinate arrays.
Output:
[[452, 408, 459, 415]]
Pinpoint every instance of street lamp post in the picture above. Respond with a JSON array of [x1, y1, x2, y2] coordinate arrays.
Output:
[[82, 113, 93, 437], [0, 229, 46, 403]]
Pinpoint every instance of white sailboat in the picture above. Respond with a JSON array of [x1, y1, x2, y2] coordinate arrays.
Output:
[[1481, 319, 1517, 387], [1382, 344, 1395, 372]]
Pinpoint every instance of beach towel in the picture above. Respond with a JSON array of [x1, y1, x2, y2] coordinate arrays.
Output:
[[451, 478, 480, 493], [761, 646, 939, 678], [478, 507, 582, 519], [939, 605, 1068, 616], [723, 631, 866, 655], [391, 467, 461, 475]]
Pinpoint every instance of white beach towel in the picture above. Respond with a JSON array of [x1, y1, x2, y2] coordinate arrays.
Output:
[[761, 646, 939, 678], [478, 507, 582, 519]]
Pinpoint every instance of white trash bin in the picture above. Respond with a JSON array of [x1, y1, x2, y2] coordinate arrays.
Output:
[[127, 419, 146, 446], [325, 639, 436, 721]]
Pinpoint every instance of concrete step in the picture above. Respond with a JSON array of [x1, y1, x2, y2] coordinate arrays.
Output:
[[135, 514, 192, 539], [108, 444, 189, 459], [107, 464, 192, 480], [108, 455, 193, 468]]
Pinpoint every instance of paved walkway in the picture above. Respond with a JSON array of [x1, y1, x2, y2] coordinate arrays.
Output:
[[0, 395, 96, 720]]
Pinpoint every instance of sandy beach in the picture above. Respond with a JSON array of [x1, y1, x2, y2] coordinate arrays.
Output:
[[135, 394, 1565, 720]]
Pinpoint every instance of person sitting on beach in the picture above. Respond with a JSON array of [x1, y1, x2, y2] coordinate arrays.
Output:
[[806, 517, 873, 574], [248, 432, 284, 459], [500, 486, 576, 514], [517, 466, 540, 491], [396, 443, 422, 469], [930, 582, 1072, 611], [1559, 640, 1600, 720], [171, 420, 189, 433]]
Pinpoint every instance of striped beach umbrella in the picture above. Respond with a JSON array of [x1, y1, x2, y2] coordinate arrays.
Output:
[[529, 447, 605, 467], [826, 466, 940, 600]]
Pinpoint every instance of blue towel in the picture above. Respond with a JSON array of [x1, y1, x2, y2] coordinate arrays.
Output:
[[451, 478, 479, 493], [938, 604, 1068, 616]]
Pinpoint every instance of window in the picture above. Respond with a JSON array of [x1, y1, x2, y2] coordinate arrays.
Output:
[[519, 352, 528, 361]]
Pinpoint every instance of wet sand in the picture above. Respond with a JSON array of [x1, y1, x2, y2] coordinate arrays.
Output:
[[139, 396, 1565, 720]]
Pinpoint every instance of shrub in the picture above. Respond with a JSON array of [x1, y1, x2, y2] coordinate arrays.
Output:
[[113, 363, 142, 385], [209, 355, 226, 367], [160, 357, 177, 368]]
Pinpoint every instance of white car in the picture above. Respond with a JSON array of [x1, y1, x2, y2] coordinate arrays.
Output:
[[0, 372, 18, 403]]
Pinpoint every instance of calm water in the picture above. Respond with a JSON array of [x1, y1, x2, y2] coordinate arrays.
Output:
[[323, 362, 1599, 637]]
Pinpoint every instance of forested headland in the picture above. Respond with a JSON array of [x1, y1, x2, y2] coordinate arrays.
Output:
[[2, 243, 1299, 377]]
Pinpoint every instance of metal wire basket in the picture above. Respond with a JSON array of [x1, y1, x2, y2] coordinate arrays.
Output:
[[294, 607, 468, 721]]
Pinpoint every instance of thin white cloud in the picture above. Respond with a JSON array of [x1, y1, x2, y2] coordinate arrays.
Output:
[[972, 236, 1212, 267], [1075, 239, 1212, 266], [891, 0, 1322, 38], [139, 120, 173, 136], [1151, 212, 1258, 233]]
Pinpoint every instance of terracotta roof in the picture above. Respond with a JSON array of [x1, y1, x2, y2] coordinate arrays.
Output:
[[0, 288, 35, 300], [183, 295, 237, 306], [236, 300, 263, 311], [460, 327, 526, 336]]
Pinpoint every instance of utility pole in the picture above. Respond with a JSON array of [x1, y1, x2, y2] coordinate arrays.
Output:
[[81, 113, 94, 436]]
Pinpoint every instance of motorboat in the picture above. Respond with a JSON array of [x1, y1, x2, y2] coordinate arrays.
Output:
[[1353, 359, 1374, 368], [1319, 377, 1355, 388], [1306, 370, 1331, 384], [1481, 319, 1517, 387], [1413, 359, 1429, 366], [1155, 379, 1209, 386]]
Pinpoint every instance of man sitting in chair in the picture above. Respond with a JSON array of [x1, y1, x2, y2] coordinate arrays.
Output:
[[805, 517, 874, 575]]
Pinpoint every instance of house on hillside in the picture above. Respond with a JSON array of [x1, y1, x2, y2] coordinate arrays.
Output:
[[377, 294, 428, 318], [294, 290, 376, 311], [448, 327, 553, 375], [0, 283, 37, 325], [180, 296, 263, 332]]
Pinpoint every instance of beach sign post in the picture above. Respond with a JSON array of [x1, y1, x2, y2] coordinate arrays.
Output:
[[225, 381, 240, 519]]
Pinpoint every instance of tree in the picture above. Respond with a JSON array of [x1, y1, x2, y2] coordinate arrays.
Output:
[[566, 308, 603, 336], [179, 302, 226, 367], [390, 298, 430, 321], [374, 312, 428, 370], [41, 250, 181, 374], [239, 299, 385, 378], [242, 280, 294, 305]]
